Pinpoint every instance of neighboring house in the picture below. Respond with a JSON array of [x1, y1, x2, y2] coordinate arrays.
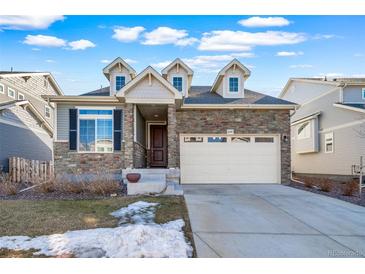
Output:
[[0, 72, 63, 172], [279, 77, 365, 182], [46, 57, 295, 184]]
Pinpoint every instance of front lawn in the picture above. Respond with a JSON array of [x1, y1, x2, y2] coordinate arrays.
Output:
[[0, 196, 195, 257]]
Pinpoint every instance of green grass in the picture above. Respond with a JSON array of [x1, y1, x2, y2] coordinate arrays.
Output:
[[0, 196, 195, 258]]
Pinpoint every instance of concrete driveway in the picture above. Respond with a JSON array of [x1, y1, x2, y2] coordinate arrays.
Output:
[[183, 184, 365, 258]]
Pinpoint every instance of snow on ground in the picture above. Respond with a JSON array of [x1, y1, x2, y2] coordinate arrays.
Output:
[[0, 201, 193, 258]]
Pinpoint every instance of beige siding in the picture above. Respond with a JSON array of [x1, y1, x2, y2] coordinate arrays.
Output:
[[125, 76, 175, 99], [292, 123, 365, 175], [223, 66, 246, 98], [343, 86, 365, 103], [283, 81, 338, 104], [56, 103, 125, 141], [293, 118, 319, 153], [110, 66, 132, 95]]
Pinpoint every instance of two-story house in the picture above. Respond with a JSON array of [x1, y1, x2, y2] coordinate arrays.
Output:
[[279, 77, 365, 183], [46, 57, 295, 185], [0, 71, 63, 172]]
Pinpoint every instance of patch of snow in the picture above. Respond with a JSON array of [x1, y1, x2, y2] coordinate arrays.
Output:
[[0, 201, 193, 258]]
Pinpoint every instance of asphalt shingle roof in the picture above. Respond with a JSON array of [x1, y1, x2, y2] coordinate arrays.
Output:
[[80, 85, 295, 105]]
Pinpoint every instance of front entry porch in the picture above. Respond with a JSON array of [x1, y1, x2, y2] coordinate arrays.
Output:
[[127, 103, 177, 169]]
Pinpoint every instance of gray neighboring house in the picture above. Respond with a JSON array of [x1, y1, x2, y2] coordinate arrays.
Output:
[[46, 57, 295, 184], [0, 72, 63, 172], [279, 77, 365, 182]]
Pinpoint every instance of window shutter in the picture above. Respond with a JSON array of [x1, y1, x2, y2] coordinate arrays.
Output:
[[69, 109, 77, 150], [114, 109, 122, 151]]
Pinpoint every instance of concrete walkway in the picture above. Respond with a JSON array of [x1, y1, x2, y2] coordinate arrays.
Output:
[[183, 184, 365, 258]]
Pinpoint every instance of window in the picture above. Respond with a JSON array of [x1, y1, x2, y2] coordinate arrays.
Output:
[[0, 83, 4, 94], [45, 106, 51, 119], [297, 121, 311, 140], [8, 88, 15, 99], [115, 76, 126, 91], [324, 132, 334, 153], [208, 137, 227, 143], [231, 137, 251, 143], [78, 109, 113, 153], [18, 93, 25, 100], [255, 137, 274, 143], [173, 77, 183, 92], [229, 77, 239, 92], [184, 136, 203, 143], [362, 88, 365, 100]]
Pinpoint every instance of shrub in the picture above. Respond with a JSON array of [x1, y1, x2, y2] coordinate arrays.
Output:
[[318, 178, 332, 192], [302, 176, 314, 188], [343, 179, 359, 196], [85, 173, 120, 195], [0, 173, 18, 196], [35, 177, 56, 193]]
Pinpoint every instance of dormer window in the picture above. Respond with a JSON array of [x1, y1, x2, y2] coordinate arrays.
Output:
[[229, 77, 239, 92], [173, 76, 183, 92], [116, 76, 126, 91]]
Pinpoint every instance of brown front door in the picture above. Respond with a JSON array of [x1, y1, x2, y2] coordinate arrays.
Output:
[[150, 125, 167, 167]]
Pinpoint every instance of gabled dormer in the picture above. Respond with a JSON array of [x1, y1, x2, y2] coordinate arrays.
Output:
[[103, 57, 137, 95], [161, 58, 193, 97], [211, 59, 251, 99]]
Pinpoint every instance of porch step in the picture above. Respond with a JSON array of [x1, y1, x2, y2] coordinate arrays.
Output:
[[163, 182, 184, 196], [127, 173, 166, 195]]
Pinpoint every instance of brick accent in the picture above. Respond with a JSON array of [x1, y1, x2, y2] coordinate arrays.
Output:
[[54, 142, 124, 174], [167, 104, 177, 168], [123, 103, 134, 168], [133, 142, 146, 168], [175, 109, 291, 183]]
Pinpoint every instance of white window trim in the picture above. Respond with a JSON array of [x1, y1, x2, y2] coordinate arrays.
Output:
[[228, 77, 240, 93], [0, 83, 4, 94], [18, 92, 25, 100], [171, 74, 185, 95], [362, 88, 365, 100], [76, 107, 115, 154], [45, 105, 51, 119], [8, 88, 15, 99], [297, 121, 311, 140], [324, 132, 334, 153], [115, 74, 127, 92]]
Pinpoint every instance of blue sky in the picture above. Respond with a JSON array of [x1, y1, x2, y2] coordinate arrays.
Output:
[[0, 15, 364, 96]]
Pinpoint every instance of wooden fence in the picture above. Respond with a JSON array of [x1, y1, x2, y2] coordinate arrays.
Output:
[[9, 157, 54, 183]]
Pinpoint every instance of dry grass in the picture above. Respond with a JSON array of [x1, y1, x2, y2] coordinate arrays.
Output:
[[318, 178, 332, 192], [0, 173, 18, 196], [0, 196, 195, 257], [343, 179, 359, 196]]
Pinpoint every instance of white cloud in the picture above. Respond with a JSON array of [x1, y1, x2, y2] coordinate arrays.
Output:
[[68, 39, 96, 50], [124, 58, 137, 64], [289, 64, 313, 69], [352, 74, 365, 78], [313, 34, 341, 40], [101, 59, 111, 64], [0, 15, 64, 30], [23, 35, 66, 47], [112, 26, 145, 42], [45, 59, 55, 63], [276, 51, 303, 57], [153, 53, 254, 73], [198, 30, 306, 51], [238, 16, 290, 28], [315, 72, 344, 78], [143, 27, 197, 46]]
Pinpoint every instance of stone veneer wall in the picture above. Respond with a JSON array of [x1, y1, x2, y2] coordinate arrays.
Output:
[[54, 142, 124, 174], [175, 109, 291, 183], [167, 104, 177, 168], [123, 103, 134, 168], [133, 142, 146, 168]]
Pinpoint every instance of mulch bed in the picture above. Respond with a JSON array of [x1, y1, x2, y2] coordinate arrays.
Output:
[[0, 183, 127, 200], [288, 181, 365, 207]]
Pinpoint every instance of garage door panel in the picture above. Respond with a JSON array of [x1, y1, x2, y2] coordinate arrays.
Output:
[[180, 135, 280, 184]]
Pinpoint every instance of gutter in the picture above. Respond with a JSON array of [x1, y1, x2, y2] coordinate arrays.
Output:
[[181, 104, 296, 110]]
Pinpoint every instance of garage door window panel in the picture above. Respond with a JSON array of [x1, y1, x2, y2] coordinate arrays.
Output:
[[208, 137, 227, 143]]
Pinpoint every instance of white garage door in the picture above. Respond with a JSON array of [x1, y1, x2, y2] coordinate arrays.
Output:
[[180, 135, 280, 184]]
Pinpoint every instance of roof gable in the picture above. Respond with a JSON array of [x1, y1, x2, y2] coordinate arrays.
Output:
[[161, 58, 193, 75], [117, 66, 183, 99], [102, 57, 137, 80], [211, 59, 251, 92]]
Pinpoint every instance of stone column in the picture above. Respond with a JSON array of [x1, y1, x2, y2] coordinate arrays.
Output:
[[167, 104, 177, 168], [124, 103, 134, 168]]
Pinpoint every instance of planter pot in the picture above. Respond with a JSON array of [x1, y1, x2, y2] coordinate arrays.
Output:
[[126, 173, 141, 183]]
